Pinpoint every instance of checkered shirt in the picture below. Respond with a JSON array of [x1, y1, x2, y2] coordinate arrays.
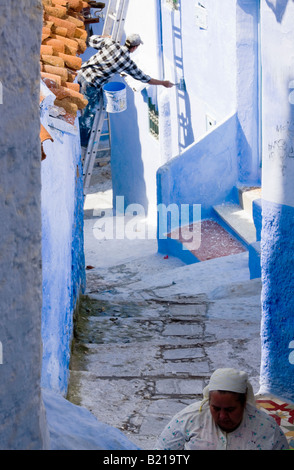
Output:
[[80, 36, 151, 88]]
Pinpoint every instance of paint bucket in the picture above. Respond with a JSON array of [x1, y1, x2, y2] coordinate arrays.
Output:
[[102, 82, 127, 113]]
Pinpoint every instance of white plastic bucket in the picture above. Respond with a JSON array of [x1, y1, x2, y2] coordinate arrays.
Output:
[[103, 82, 127, 113]]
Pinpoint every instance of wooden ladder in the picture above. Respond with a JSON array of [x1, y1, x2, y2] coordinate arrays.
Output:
[[83, 0, 129, 191]]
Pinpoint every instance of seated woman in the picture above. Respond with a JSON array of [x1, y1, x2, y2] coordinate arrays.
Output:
[[154, 368, 289, 450]]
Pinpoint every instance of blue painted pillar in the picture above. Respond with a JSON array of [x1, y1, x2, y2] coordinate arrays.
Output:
[[259, 1, 294, 401]]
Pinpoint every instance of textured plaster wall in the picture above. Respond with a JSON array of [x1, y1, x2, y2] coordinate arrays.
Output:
[[259, 0, 294, 401], [41, 86, 85, 396], [260, 201, 294, 401], [0, 0, 49, 449]]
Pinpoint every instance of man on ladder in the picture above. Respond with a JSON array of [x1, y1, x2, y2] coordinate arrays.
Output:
[[77, 33, 174, 148]]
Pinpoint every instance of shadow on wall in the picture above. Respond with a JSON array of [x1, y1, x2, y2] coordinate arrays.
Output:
[[177, 87, 194, 151], [237, 117, 255, 185], [265, 0, 293, 22], [171, 0, 194, 152], [110, 81, 148, 214]]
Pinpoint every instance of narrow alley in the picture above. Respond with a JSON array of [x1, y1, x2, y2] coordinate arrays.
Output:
[[67, 157, 262, 450], [2, 0, 294, 452]]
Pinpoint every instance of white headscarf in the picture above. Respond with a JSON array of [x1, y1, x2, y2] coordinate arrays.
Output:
[[200, 368, 256, 410]]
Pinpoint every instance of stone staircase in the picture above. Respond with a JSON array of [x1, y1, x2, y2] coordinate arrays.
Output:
[[67, 163, 269, 449], [166, 187, 262, 279], [214, 187, 261, 245], [68, 246, 262, 449]]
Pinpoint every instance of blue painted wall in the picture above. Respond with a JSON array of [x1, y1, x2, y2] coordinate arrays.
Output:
[[259, 0, 294, 401], [260, 201, 294, 400], [40, 86, 85, 395], [157, 113, 239, 252], [71, 157, 86, 314]]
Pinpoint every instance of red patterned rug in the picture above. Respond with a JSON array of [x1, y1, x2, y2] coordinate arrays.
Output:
[[167, 219, 246, 261], [256, 395, 294, 449]]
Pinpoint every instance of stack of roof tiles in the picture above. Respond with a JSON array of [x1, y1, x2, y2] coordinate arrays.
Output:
[[40, 0, 91, 159], [41, 0, 90, 121]]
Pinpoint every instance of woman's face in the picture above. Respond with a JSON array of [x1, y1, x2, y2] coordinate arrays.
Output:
[[209, 391, 245, 433]]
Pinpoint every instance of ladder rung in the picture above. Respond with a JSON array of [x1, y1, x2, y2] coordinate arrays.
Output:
[[102, 0, 129, 43]]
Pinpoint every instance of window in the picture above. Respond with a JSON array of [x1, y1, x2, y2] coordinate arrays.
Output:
[[148, 98, 159, 140], [166, 0, 179, 11]]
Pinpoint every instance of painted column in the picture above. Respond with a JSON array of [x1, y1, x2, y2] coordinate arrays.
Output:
[[260, 1, 294, 401], [0, 1, 49, 449]]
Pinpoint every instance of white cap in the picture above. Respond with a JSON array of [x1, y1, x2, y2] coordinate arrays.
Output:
[[125, 34, 143, 48]]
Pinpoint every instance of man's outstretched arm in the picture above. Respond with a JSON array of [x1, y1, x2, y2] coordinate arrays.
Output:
[[148, 78, 174, 88]]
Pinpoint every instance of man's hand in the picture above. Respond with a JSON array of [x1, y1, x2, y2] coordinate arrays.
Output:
[[162, 80, 174, 88]]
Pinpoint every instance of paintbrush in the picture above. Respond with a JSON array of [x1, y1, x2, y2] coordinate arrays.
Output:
[[175, 78, 186, 91]]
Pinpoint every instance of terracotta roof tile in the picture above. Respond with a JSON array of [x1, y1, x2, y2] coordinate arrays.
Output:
[[40, 124, 54, 160]]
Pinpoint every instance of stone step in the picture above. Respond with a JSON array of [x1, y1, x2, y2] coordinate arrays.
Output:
[[106, 252, 251, 303], [238, 187, 261, 218], [213, 203, 257, 246]]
